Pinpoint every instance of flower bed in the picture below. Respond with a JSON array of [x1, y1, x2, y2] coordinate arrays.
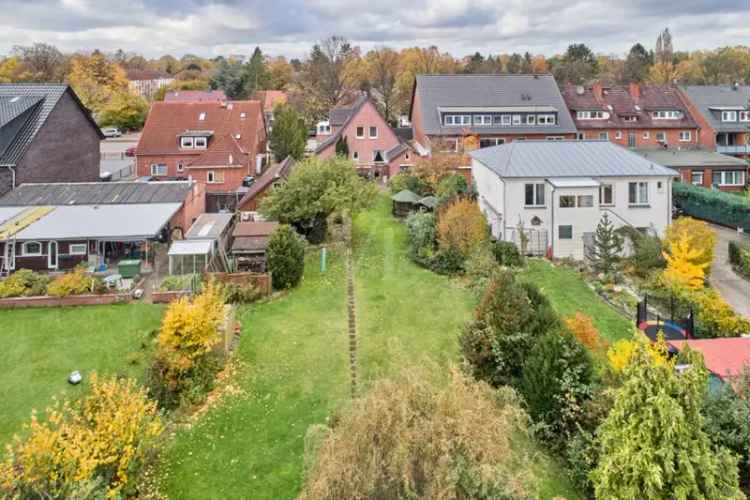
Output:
[[0, 291, 132, 309]]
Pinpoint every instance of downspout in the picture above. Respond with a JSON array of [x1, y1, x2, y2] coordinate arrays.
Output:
[[545, 179, 556, 259], [1, 164, 16, 191]]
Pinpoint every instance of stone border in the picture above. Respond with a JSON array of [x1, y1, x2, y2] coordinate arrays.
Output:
[[152, 290, 191, 304], [0, 292, 132, 309]]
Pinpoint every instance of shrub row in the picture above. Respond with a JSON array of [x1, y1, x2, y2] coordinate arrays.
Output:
[[673, 182, 750, 231], [729, 240, 750, 278], [0, 267, 105, 298]]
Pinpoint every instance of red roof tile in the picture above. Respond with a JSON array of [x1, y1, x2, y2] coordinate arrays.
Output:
[[254, 90, 288, 112], [669, 338, 750, 381], [164, 90, 228, 102]]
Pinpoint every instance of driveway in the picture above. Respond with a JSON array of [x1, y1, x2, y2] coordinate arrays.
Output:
[[100, 134, 139, 179], [710, 223, 750, 319]]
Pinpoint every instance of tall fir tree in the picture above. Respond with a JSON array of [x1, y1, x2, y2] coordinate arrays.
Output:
[[591, 213, 624, 275], [269, 104, 307, 161]]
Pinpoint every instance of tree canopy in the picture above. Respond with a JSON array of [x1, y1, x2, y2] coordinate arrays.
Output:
[[269, 103, 308, 161]]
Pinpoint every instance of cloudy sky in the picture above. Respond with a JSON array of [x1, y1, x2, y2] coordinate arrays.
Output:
[[1, 0, 749, 59]]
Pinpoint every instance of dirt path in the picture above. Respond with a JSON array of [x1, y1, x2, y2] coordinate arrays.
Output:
[[710, 224, 750, 319]]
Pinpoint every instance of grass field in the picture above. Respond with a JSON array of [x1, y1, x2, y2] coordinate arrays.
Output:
[[520, 259, 634, 343], [0, 304, 164, 444], [157, 197, 580, 499]]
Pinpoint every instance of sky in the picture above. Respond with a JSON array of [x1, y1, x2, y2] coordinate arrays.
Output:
[[1, 0, 749, 60]]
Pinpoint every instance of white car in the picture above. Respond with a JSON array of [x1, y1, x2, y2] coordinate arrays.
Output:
[[101, 127, 122, 138]]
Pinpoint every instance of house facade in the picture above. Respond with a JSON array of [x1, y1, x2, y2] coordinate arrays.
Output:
[[409, 74, 578, 170], [561, 83, 701, 149], [0, 85, 103, 197], [471, 140, 676, 260], [136, 100, 267, 212], [635, 149, 748, 192], [315, 94, 413, 180], [237, 156, 295, 213], [680, 84, 750, 159], [127, 70, 174, 98]]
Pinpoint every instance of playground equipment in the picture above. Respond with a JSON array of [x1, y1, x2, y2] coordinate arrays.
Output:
[[636, 293, 694, 341]]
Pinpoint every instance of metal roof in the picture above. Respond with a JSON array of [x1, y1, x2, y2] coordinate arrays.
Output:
[[412, 74, 577, 136], [634, 149, 748, 168], [0, 181, 194, 206], [548, 177, 600, 188], [168, 239, 213, 256], [470, 140, 678, 178], [0, 206, 24, 225], [681, 85, 750, 132], [13, 203, 181, 241], [185, 213, 234, 240]]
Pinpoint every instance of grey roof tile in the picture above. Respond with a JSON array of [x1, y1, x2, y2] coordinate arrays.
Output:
[[0, 181, 194, 206], [681, 85, 750, 133]]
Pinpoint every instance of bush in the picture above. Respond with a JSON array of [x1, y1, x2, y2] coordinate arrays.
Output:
[[693, 288, 750, 337], [429, 247, 465, 275], [148, 283, 225, 409], [404, 211, 437, 266], [564, 312, 606, 352], [47, 266, 102, 297], [267, 225, 305, 290], [436, 173, 468, 202], [159, 274, 199, 292], [218, 280, 263, 304], [629, 232, 666, 277], [0, 373, 163, 498], [729, 240, 750, 277], [491, 240, 523, 267], [299, 365, 537, 500], [673, 182, 750, 231], [464, 245, 500, 298], [437, 198, 489, 258], [388, 172, 429, 196], [0, 269, 50, 298]]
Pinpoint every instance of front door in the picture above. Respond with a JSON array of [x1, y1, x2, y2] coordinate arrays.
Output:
[[48, 241, 58, 269]]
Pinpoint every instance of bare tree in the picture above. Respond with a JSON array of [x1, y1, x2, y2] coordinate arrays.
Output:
[[367, 47, 399, 124], [12, 43, 66, 82], [299, 36, 354, 119]]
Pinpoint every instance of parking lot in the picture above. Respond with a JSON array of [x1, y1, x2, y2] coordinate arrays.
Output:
[[100, 133, 139, 180]]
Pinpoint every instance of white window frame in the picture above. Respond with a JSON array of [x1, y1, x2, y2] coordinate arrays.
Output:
[[439, 138, 458, 153], [538, 114, 556, 125], [501, 115, 512, 126], [512, 114, 522, 125], [679, 130, 691, 142], [546, 136, 564, 141], [615, 131, 622, 139], [577, 195, 594, 207], [180, 137, 194, 149], [652, 110, 682, 120], [177, 162, 184, 172], [628, 181, 649, 206], [69, 243, 87, 255], [691, 170, 704, 186], [599, 184, 614, 206], [712, 170, 746, 187], [599, 132, 609, 140], [373, 150, 385, 163], [194, 137, 207, 148], [524, 183, 546, 207], [525, 114, 536, 125], [150, 163, 167, 176], [643, 131, 650, 139], [356, 126, 365, 138], [352, 151, 359, 162], [740, 111, 750, 122], [22, 241, 42, 256], [198, 112, 206, 121], [369, 126, 378, 138], [559, 195, 576, 208], [656, 131, 666, 142], [722, 110, 738, 122]]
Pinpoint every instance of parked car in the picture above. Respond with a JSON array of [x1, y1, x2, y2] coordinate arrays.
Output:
[[125, 147, 136, 157], [101, 127, 122, 138]]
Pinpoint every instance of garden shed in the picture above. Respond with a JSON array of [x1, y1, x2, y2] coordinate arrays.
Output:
[[418, 196, 439, 211], [167, 213, 234, 275], [230, 221, 279, 273], [168, 239, 212, 275], [391, 190, 420, 217]]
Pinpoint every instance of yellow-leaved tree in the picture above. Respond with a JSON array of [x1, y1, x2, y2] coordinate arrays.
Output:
[[437, 198, 489, 258], [663, 232, 709, 290], [665, 217, 716, 272], [607, 335, 669, 374], [68, 50, 129, 115]]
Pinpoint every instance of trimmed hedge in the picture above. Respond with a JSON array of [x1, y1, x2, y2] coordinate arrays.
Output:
[[673, 182, 750, 231], [729, 240, 750, 277]]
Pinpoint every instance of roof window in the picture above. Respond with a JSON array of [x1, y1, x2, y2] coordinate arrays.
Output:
[[198, 112, 206, 121]]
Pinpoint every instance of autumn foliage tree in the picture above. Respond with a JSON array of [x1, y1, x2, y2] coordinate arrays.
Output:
[[437, 198, 488, 258], [564, 312, 606, 352], [665, 217, 716, 272], [663, 232, 709, 290]]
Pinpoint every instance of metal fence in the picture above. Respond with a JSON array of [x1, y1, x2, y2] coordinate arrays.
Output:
[[507, 228, 548, 256]]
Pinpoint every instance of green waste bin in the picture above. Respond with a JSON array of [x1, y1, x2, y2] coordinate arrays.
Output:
[[118, 259, 142, 279]]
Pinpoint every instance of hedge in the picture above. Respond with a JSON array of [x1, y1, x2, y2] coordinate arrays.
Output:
[[673, 182, 750, 231], [728, 240, 750, 277]]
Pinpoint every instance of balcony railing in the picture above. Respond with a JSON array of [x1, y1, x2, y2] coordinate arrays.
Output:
[[717, 144, 750, 155]]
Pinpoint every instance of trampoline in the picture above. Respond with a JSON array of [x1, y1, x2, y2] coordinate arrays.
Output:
[[638, 319, 688, 341], [636, 293, 694, 341]]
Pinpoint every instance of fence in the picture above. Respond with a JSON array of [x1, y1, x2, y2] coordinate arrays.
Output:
[[673, 182, 750, 231], [507, 228, 548, 256], [208, 272, 272, 296]]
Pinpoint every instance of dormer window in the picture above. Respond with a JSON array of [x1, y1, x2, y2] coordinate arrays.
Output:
[[576, 110, 608, 120], [652, 110, 682, 120], [622, 115, 638, 122], [473, 115, 492, 126], [722, 110, 738, 122], [538, 114, 556, 125], [741, 111, 750, 122], [180, 137, 194, 149], [444, 114, 471, 126], [198, 112, 206, 121], [194, 137, 207, 148]]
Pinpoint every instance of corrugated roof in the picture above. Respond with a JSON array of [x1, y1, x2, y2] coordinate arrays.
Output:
[[681, 85, 750, 132], [185, 213, 234, 240], [168, 239, 212, 256], [412, 74, 577, 136], [0, 181, 193, 206], [13, 203, 181, 241], [470, 140, 678, 178], [634, 149, 748, 168]]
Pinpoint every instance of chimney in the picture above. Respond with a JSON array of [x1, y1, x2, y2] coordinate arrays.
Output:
[[629, 82, 641, 101], [592, 82, 603, 101]]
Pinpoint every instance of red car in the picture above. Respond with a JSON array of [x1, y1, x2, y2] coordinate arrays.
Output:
[[125, 147, 136, 157]]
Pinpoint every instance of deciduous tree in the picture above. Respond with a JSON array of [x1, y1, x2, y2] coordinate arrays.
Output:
[[269, 103, 308, 161], [437, 198, 488, 258]]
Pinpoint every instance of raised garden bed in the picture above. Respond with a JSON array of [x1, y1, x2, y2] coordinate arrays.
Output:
[[0, 292, 132, 309]]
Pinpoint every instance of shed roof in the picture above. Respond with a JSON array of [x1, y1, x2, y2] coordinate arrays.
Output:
[[668, 338, 750, 381], [185, 213, 234, 240], [13, 203, 181, 241], [411, 74, 577, 136], [0, 181, 193, 206], [232, 221, 279, 237], [168, 239, 213, 256], [634, 149, 749, 168], [470, 140, 678, 178], [391, 190, 420, 203], [0, 206, 24, 225], [231, 236, 270, 252]]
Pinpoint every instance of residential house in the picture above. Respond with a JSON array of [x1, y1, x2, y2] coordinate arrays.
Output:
[[237, 156, 296, 213], [127, 69, 174, 98], [680, 84, 750, 159], [136, 100, 267, 212], [230, 221, 279, 273], [471, 140, 676, 260], [561, 83, 700, 149], [635, 149, 748, 192], [315, 94, 414, 180], [0, 180, 204, 273], [164, 90, 228, 102], [0, 84, 103, 197], [409, 74, 578, 167]]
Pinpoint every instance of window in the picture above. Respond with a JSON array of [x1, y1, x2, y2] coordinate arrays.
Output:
[[369, 126, 378, 138], [22, 241, 42, 256], [479, 138, 504, 148], [198, 112, 206, 121], [615, 131, 622, 139], [240, 112, 246, 120], [691, 170, 704, 186], [622, 115, 638, 122], [473, 115, 492, 126], [177, 162, 184, 172], [501, 115, 512, 126], [712, 170, 746, 186], [373, 150, 385, 163], [150, 163, 167, 176], [679, 130, 691, 142], [352, 151, 359, 161], [512, 115, 522, 125], [180, 137, 194, 148], [576, 110, 608, 120], [558, 225, 573, 239], [656, 131, 666, 142], [444, 114, 471, 126], [525, 114, 536, 125], [69, 243, 87, 255], [207, 170, 224, 183], [643, 131, 650, 139], [356, 126, 364, 138], [546, 136, 564, 141], [628, 181, 649, 205], [439, 138, 458, 153], [599, 184, 614, 205], [740, 111, 750, 122], [538, 114, 556, 125], [577, 195, 594, 207], [599, 132, 609, 140], [525, 183, 545, 207], [559, 195, 576, 207], [721, 110, 738, 122], [652, 110, 682, 120], [194, 137, 207, 148], [628, 132, 636, 148]]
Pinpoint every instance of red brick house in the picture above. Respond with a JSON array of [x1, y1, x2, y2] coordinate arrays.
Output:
[[237, 156, 296, 213], [315, 94, 414, 180], [136, 100, 267, 212], [561, 82, 700, 149], [164, 90, 227, 102]]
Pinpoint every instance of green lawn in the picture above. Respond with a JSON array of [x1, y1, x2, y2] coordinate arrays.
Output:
[[520, 259, 634, 343], [157, 196, 580, 499], [0, 304, 164, 444]]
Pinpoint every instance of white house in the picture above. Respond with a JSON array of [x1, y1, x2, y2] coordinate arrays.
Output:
[[470, 140, 678, 260]]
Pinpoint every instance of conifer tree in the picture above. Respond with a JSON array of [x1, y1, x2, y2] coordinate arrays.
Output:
[[591, 213, 624, 275]]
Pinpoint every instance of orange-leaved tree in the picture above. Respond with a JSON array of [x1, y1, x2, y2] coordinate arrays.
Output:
[[663, 232, 708, 290], [665, 217, 715, 272], [412, 153, 456, 193], [437, 198, 489, 257], [564, 312, 606, 352]]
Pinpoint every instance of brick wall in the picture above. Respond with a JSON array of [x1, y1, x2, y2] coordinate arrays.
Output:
[[578, 128, 700, 149], [677, 87, 717, 149]]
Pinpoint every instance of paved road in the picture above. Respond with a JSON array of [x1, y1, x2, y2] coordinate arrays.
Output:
[[100, 134, 139, 178], [710, 223, 750, 319]]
